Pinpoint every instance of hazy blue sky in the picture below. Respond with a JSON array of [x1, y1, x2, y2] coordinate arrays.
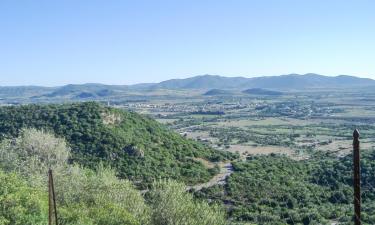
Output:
[[1, 0, 374, 86]]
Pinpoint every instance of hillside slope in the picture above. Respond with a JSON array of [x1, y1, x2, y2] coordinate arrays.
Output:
[[204, 89, 233, 96], [0, 102, 233, 187], [242, 88, 283, 96]]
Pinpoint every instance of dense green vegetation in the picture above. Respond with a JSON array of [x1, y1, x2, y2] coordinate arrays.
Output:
[[1, 100, 374, 224], [0, 171, 47, 225], [196, 152, 375, 224], [0, 102, 234, 187], [0, 129, 226, 225]]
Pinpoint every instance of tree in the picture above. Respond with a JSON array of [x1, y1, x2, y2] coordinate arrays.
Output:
[[0, 170, 47, 225], [55, 165, 150, 225], [149, 180, 226, 225], [0, 128, 70, 186]]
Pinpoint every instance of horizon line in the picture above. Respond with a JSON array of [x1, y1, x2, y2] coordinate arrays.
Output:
[[1, 73, 373, 87]]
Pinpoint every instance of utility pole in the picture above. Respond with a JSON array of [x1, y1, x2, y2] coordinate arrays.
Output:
[[48, 169, 58, 225], [353, 129, 361, 225]]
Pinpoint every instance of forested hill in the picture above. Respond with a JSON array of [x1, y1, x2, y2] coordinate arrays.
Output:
[[0, 102, 233, 187]]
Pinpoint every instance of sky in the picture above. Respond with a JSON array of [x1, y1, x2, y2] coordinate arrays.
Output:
[[0, 0, 374, 86]]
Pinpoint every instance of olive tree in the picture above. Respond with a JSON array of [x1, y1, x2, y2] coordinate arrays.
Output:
[[0, 170, 47, 225], [55, 165, 150, 225], [0, 128, 70, 186], [149, 180, 226, 225]]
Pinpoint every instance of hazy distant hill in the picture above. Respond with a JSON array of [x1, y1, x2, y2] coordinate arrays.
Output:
[[243, 88, 283, 96], [204, 89, 233, 96], [148, 74, 375, 90], [1, 74, 374, 102], [0, 83, 126, 100], [154, 75, 249, 89], [0, 86, 53, 98], [43, 83, 122, 98]]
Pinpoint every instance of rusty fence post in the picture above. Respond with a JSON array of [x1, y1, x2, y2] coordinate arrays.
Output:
[[48, 169, 58, 225], [353, 129, 361, 225]]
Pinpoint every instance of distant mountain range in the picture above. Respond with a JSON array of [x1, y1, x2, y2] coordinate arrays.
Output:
[[145, 73, 375, 90], [1, 74, 374, 100]]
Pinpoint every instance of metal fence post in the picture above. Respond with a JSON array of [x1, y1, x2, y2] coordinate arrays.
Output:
[[353, 129, 361, 225], [48, 169, 58, 225]]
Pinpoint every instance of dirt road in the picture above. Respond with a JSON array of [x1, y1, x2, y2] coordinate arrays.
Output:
[[188, 163, 233, 191]]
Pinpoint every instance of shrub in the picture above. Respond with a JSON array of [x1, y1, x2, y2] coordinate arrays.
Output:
[[149, 180, 226, 225], [0, 170, 47, 225]]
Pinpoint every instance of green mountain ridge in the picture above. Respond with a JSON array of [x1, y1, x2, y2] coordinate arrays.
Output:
[[0, 102, 234, 188]]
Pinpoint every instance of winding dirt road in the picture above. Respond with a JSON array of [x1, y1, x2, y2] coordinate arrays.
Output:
[[188, 163, 234, 191]]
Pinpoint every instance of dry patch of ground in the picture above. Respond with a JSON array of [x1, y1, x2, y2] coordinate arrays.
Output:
[[316, 139, 375, 155], [155, 118, 178, 124], [191, 157, 216, 169], [216, 117, 313, 127], [102, 112, 122, 125], [226, 144, 295, 156], [189, 163, 233, 191]]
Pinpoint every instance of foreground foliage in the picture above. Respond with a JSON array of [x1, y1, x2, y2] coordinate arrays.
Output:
[[0, 171, 47, 225], [0, 129, 225, 225], [149, 180, 226, 225]]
